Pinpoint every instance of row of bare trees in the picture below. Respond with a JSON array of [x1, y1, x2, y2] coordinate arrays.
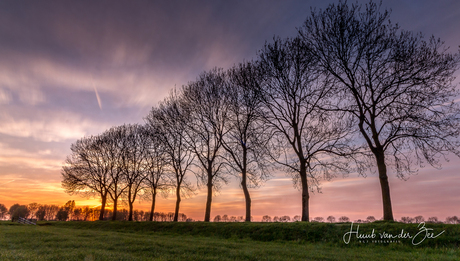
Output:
[[61, 124, 178, 221], [61, 1, 459, 222]]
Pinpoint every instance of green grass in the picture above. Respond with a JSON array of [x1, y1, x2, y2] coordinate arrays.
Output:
[[0, 221, 459, 260]]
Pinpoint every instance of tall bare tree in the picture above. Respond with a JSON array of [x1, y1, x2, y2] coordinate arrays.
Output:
[[142, 123, 172, 221], [181, 68, 230, 222], [146, 91, 195, 222], [99, 126, 129, 221], [300, 1, 460, 220], [118, 124, 149, 221], [61, 135, 113, 220], [259, 36, 353, 222], [222, 61, 272, 222]]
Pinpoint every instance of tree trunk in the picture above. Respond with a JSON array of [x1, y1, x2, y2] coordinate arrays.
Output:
[[149, 187, 157, 221], [111, 197, 118, 221], [128, 200, 134, 221], [174, 183, 181, 222], [374, 149, 394, 221], [99, 194, 107, 221], [242, 174, 251, 222], [204, 168, 213, 222], [299, 163, 310, 222], [127, 188, 134, 221], [242, 147, 251, 222]]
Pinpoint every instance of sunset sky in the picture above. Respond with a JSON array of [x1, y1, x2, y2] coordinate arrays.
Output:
[[0, 0, 459, 221]]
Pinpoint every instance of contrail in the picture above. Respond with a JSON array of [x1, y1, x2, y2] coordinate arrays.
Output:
[[91, 75, 102, 110], [0, 179, 15, 186]]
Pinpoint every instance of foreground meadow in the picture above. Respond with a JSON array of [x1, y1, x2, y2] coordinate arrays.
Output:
[[0, 221, 458, 260]]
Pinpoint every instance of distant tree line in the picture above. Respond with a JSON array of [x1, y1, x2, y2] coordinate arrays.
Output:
[[2, 201, 458, 224], [61, 1, 460, 222], [0, 201, 191, 222]]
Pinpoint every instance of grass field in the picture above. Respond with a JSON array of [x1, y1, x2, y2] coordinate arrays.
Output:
[[1, 221, 459, 260]]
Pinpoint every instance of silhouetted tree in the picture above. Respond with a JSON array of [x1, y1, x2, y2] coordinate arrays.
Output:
[[61, 135, 113, 220], [401, 216, 414, 223], [327, 216, 335, 223], [313, 217, 324, 222], [222, 214, 229, 222], [56, 208, 69, 221], [213, 215, 222, 222], [146, 91, 195, 222], [9, 204, 29, 221], [73, 208, 83, 221], [259, 36, 353, 222], [262, 215, 272, 222], [222, 61, 272, 222], [273, 216, 280, 222], [280, 215, 290, 222], [427, 216, 439, 223], [63, 200, 75, 221], [338, 216, 350, 222], [35, 206, 46, 221], [27, 203, 40, 220], [141, 123, 171, 221], [119, 124, 150, 221], [414, 215, 424, 223], [181, 68, 231, 222], [366, 216, 376, 223], [0, 204, 8, 220], [178, 213, 187, 222], [100, 126, 129, 221], [445, 216, 459, 224], [300, 1, 460, 221], [293, 215, 301, 222]]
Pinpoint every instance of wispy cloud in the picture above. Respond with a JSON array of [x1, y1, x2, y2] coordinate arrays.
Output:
[[0, 110, 110, 142]]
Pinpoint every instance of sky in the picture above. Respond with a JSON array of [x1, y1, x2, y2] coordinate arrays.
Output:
[[0, 0, 459, 221]]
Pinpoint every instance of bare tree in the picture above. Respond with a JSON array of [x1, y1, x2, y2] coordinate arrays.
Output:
[[181, 68, 231, 222], [300, 1, 460, 221], [8, 204, 29, 221], [293, 215, 301, 222], [142, 123, 171, 221], [62, 135, 113, 220], [280, 215, 291, 222], [414, 215, 424, 223], [338, 216, 350, 223], [98, 126, 129, 221], [0, 204, 8, 220], [258, 37, 353, 222], [222, 61, 272, 222], [427, 216, 439, 223], [262, 215, 272, 222], [445, 216, 459, 224], [327, 216, 335, 223], [366, 216, 376, 223], [313, 217, 324, 222], [146, 90, 195, 222], [36, 204, 59, 221], [400, 216, 414, 223], [213, 215, 222, 222], [28, 203, 40, 220], [118, 124, 150, 221]]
